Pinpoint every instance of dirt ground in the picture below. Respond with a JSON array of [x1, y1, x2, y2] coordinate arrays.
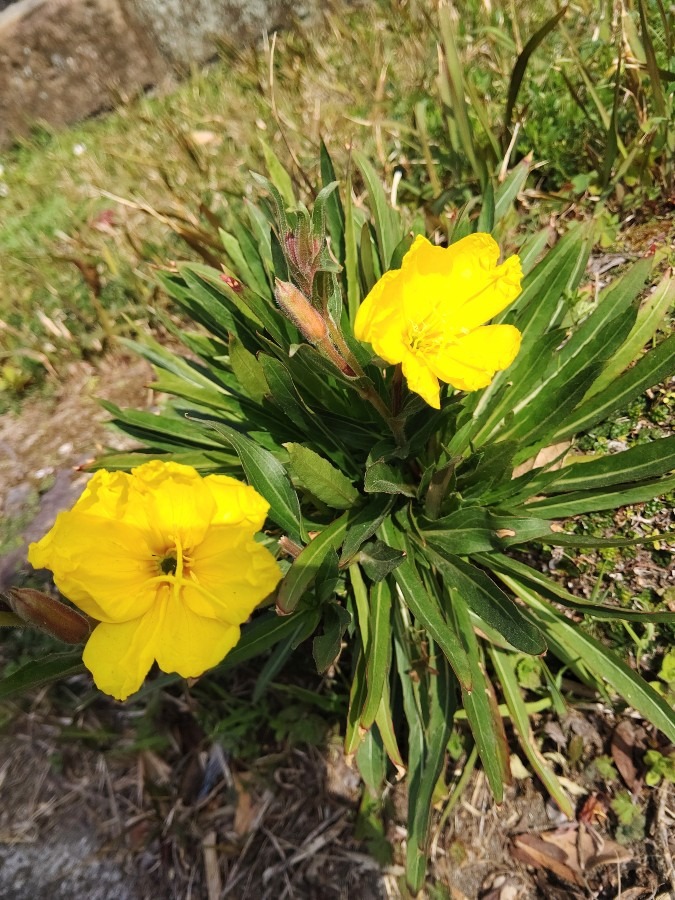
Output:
[[0, 354, 674, 899]]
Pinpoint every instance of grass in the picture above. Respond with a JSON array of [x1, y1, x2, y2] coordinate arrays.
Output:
[[2, 0, 672, 405]]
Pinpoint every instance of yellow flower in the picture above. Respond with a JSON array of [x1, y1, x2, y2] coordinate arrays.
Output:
[[28, 461, 282, 701], [354, 233, 523, 409]]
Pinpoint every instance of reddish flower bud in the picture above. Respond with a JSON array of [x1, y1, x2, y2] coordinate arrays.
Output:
[[6, 588, 93, 644], [274, 279, 329, 344]]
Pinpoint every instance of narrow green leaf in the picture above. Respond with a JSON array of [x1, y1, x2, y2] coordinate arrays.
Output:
[[277, 514, 349, 614], [0, 652, 84, 699], [494, 157, 531, 224], [259, 356, 308, 429], [201, 421, 303, 539], [340, 497, 394, 564], [361, 579, 393, 729], [260, 139, 295, 207], [320, 140, 345, 258], [504, 7, 568, 137], [253, 615, 315, 701], [221, 610, 319, 670], [589, 270, 674, 396], [407, 652, 455, 894], [490, 648, 574, 817], [526, 436, 675, 495], [550, 332, 675, 441], [313, 602, 352, 673], [517, 474, 675, 518], [498, 575, 675, 744], [451, 591, 510, 801], [476, 552, 675, 624], [421, 507, 554, 555], [381, 520, 472, 690], [344, 170, 361, 323], [229, 334, 269, 403], [428, 547, 547, 655], [284, 442, 359, 509], [354, 152, 401, 269]]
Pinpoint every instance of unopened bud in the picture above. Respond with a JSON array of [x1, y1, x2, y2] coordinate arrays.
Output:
[[5, 588, 93, 644], [274, 279, 328, 344]]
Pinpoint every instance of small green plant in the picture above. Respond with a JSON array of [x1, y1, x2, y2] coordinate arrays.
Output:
[[4, 139, 674, 891], [611, 790, 647, 843], [644, 749, 675, 786]]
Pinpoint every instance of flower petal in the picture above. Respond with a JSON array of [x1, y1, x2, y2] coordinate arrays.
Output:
[[354, 269, 403, 343], [28, 511, 157, 623], [401, 352, 441, 409], [428, 324, 522, 391], [83, 613, 160, 701], [184, 527, 282, 623], [153, 592, 241, 679], [131, 460, 216, 550], [205, 474, 270, 533]]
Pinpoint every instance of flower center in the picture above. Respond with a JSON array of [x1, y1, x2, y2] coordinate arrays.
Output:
[[407, 318, 446, 356], [159, 554, 177, 575]]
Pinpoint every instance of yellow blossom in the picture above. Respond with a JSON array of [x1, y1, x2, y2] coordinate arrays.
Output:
[[354, 233, 523, 408], [28, 461, 282, 701]]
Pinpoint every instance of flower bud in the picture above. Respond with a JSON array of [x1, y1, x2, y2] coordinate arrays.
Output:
[[274, 279, 329, 344], [5, 588, 93, 644]]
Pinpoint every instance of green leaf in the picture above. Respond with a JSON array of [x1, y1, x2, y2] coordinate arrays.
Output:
[[407, 652, 455, 894], [229, 334, 269, 403], [200, 421, 303, 540], [284, 442, 360, 509], [0, 651, 84, 699], [222, 609, 320, 670], [421, 507, 554, 555], [503, 304, 637, 448], [517, 473, 675, 518], [490, 648, 574, 817], [276, 514, 350, 614], [101, 402, 225, 451], [476, 552, 675, 624], [354, 152, 401, 269], [320, 140, 345, 258], [588, 270, 674, 396], [498, 575, 675, 744], [358, 540, 406, 582], [259, 356, 309, 429], [364, 460, 416, 497], [451, 591, 510, 802], [252, 614, 316, 701], [504, 6, 568, 137], [427, 547, 547, 656], [360, 578, 393, 729], [260, 139, 295, 207], [550, 332, 675, 441], [494, 158, 531, 224], [381, 520, 472, 690], [340, 496, 394, 564], [525, 436, 675, 495], [313, 602, 352, 673]]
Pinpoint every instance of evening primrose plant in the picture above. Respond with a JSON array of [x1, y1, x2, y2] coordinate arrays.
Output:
[[4, 147, 675, 891]]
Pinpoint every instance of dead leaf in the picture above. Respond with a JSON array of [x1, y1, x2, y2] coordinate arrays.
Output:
[[611, 720, 638, 790], [202, 830, 222, 900], [512, 441, 572, 478], [511, 823, 632, 886], [233, 775, 257, 836]]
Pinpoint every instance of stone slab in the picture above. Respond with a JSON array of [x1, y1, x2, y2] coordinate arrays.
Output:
[[0, 0, 170, 146]]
